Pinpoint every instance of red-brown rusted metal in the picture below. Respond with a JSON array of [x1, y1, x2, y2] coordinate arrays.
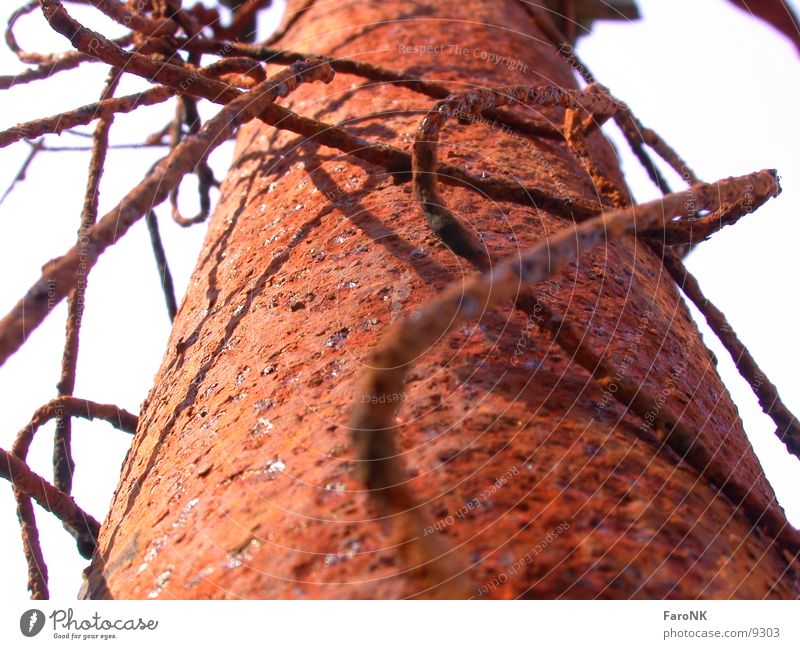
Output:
[[80, 0, 797, 599]]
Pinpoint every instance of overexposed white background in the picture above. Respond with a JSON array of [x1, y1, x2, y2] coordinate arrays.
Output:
[[0, 0, 798, 600]]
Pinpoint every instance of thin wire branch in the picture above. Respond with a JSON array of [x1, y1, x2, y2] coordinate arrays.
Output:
[[263, 0, 316, 45], [1, 445, 101, 546], [10, 395, 137, 580], [39, 1, 239, 104], [37, 3, 593, 222], [0, 58, 335, 367], [2, 1, 132, 90], [661, 251, 800, 460], [84, 0, 179, 38], [412, 83, 618, 264], [177, 36, 564, 141], [7, 1, 59, 65], [7, 2, 133, 65], [0, 86, 175, 149], [0, 51, 94, 90], [31, 141, 174, 151], [351, 170, 800, 578], [657, 192, 776, 246], [615, 108, 699, 185], [622, 131, 674, 193], [563, 106, 628, 207], [553, 110, 799, 549], [145, 210, 178, 321], [0, 56, 273, 150], [520, 4, 695, 192], [60, 127, 94, 138], [217, 0, 271, 42], [169, 95, 220, 227], [14, 492, 48, 598], [12, 396, 137, 460], [0, 138, 44, 205], [200, 56, 267, 88], [55, 66, 121, 502], [258, 98, 601, 218]]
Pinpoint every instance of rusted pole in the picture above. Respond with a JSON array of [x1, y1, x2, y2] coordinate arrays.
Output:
[[82, 0, 797, 599]]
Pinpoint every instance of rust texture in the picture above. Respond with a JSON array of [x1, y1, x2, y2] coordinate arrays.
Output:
[[77, 0, 798, 599], [350, 170, 798, 598], [8, 395, 136, 600]]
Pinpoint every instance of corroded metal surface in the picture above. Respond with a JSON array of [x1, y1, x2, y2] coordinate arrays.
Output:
[[83, 0, 797, 599]]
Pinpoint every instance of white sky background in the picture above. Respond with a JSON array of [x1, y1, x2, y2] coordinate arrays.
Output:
[[0, 0, 797, 600]]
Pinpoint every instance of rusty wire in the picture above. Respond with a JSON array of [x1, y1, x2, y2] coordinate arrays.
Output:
[[55, 65, 120, 510], [525, 2, 799, 457], [356, 165, 795, 582], [0, 0, 796, 599]]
